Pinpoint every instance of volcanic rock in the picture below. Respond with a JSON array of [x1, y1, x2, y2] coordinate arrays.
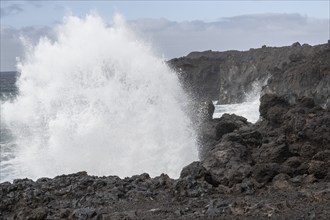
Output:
[[169, 42, 329, 107]]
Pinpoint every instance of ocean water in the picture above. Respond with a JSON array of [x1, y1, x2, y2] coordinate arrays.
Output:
[[213, 100, 260, 123], [213, 82, 262, 123]]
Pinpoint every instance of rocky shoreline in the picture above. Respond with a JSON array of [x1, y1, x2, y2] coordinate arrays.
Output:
[[1, 94, 329, 219], [1, 42, 330, 219]]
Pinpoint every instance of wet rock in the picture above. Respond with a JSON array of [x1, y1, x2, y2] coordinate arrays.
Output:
[[215, 114, 249, 139]]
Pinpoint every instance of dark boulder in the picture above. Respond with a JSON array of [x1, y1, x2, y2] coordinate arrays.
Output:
[[259, 94, 289, 123], [198, 113, 250, 160], [180, 161, 207, 180], [202, 140, 252, 187], [215, 114, 249, 139]]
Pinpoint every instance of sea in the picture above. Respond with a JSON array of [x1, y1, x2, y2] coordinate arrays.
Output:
[[0, 14, 260, 183]]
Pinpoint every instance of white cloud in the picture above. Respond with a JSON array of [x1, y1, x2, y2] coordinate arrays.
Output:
[[1, 13, 328, 71]]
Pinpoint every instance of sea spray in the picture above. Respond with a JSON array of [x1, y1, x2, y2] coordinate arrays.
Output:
[[1, 14, 198, 181], [213, 80, 268, 123]]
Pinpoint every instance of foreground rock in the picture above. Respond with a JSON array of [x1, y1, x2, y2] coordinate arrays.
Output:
[[1, 94, 330, 219]]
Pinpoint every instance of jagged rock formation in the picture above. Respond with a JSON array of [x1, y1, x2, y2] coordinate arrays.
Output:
[[200, 94, 330, 189], [169, 41, 330, 107], [263, 42, 330, 107], [1, 94, 329, 219]]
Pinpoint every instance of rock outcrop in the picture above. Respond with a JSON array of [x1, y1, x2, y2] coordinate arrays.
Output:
[[263, 42, 330, 107], [169, 42, 330, 107], [201, 94, 330, 190], [1, 94, 329, 219]]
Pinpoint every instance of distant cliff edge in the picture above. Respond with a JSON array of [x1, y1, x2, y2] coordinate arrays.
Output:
[[169, 41, 330, 107]]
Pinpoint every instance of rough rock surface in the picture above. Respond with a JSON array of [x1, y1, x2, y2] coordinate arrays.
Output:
[[263, 42, 330, 107], [169, 42, 330, 107], [1, 94, 329, 219]]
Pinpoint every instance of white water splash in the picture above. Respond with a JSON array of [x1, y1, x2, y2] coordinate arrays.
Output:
[[213, 80, 267, 123], [1, 14, 198, 182]]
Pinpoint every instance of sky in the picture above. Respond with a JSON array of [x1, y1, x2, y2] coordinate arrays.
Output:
[[1, 0, 330, 71]]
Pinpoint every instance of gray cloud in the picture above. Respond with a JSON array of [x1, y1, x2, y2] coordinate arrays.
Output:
[[1, 13, 329, 71], [1, 27, 23, 71], [129, 13, 329, 58], [0, 25, 53, 71], [0, 1, 48, 18], [24, 0, 44, 8], [0, 4, 24, 17]]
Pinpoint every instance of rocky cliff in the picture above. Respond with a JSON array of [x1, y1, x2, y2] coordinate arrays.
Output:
[[1, 94, 329, 219], [169, 41, 330, 107]]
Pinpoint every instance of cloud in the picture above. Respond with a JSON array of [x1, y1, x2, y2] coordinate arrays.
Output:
[[1, 13, 329, 71], [129, 13, 329, 58], [0, 1, 49, 18], [0, 4, 24, 17], [24, 0, 44, 8]]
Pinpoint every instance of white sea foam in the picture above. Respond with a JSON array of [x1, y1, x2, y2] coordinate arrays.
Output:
[[1, 14, 198, 181], [213, 81, 266, 123]]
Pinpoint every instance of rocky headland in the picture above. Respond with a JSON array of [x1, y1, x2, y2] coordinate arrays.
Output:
[[169, 41, 330, 107], [1, 42, 330, 219]]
